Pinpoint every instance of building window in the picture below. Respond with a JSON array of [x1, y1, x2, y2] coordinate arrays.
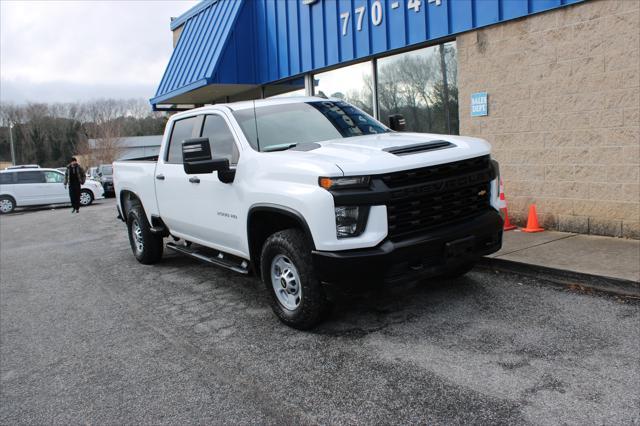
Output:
[[313, 61, 374, 116], [376, 41, 458, 134], [265, 77, 306, 98]]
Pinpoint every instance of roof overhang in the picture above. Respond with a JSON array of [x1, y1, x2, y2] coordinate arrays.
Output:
[[152, 84, 260, 111], [151, 0, 252, 109]]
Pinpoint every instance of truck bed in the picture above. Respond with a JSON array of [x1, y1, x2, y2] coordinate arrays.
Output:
[[113, 159, 160, 220]]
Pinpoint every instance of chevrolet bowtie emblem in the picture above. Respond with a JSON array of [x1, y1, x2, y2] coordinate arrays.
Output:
[[478, 190, 487, 196]]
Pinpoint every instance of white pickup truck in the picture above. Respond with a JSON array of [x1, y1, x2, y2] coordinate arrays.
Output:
[[114, 97, 503, 329]]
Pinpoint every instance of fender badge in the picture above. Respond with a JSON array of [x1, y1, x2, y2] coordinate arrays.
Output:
[[478, 190, 487, 196]]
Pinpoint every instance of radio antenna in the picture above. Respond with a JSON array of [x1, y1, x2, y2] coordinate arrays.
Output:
[[253, 99, 261, 151]]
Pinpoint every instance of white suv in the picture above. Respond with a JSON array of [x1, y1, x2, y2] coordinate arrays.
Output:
[[0, 168, 105, 214]]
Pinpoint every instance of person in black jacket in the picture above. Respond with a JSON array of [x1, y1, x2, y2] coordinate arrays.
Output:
[[64, 157, 85, 213]]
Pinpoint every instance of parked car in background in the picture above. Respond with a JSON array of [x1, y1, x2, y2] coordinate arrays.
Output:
[[0, 168, 105, 214], [97, 164, 114, 197], [86, 167, 99, 180], [5, 164, 40, 170]]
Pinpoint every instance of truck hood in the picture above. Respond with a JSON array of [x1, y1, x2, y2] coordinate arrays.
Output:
[[290, 132, 492, 175]]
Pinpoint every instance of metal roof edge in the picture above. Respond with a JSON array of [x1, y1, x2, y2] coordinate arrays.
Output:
[[170, 0, 216, 31], [149, 78, 211, 105]]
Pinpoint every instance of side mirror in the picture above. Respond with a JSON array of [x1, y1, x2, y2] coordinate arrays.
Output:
[[182, 137, 235, 183], [388, 114, 406, 131]]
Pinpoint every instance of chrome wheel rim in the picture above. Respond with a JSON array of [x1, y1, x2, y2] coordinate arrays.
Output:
[[271, 254, 302, 311], [131, 219, 144, 254], [0, 199, 13, 213], [79, 191, 92, 206]]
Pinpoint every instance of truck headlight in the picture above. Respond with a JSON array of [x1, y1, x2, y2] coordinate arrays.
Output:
[[319, 176, 370, 190], [335, 206, 369, 238]]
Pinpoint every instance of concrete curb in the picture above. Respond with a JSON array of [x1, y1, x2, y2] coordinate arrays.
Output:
[[478, 257, 640, 298]]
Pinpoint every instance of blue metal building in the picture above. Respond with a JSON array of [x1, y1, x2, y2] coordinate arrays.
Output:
[[152, 0, 582, 114]]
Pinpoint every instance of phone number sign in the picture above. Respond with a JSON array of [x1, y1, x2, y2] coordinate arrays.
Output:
[[337, 0, 442, 36]]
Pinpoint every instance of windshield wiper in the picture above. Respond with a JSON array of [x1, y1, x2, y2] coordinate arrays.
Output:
[[263, 143, 298, 152]]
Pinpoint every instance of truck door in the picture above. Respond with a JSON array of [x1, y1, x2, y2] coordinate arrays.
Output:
[[154, 115, 201, 237], [154, 113, 244, 255], [189, 113, 243, 252]]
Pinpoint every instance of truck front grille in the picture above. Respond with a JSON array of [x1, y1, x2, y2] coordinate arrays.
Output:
[[382, 155, 494, 240]]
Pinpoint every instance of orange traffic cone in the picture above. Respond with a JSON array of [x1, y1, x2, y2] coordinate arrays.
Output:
[[522, 204, 544, 233], [498, 179, 517, 231]]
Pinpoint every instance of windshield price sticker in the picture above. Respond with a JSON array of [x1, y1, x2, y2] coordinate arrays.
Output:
[[340, 0, 441, 36]]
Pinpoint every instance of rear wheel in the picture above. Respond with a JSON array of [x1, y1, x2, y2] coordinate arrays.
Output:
[[79, 189, 93, 206], [0, 196, 15, 214], [260, 229, 330, 329], [127, 207, 163, 264]]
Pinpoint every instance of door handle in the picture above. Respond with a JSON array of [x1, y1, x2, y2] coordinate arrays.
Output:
[[189, 177, 200, 184], [156, 174, 165, 180]]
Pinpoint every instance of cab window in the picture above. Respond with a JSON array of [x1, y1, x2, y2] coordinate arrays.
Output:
[[16, 171, 45, 184], [44, 171, 64, 183], [200, 115, 239, 165], [166, 116, 199, 164]]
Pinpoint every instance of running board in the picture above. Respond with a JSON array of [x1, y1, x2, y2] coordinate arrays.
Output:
[[166, 242, 249, 274]]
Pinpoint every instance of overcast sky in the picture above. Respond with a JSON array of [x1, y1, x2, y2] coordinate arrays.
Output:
[[0, 0, 199, 105]]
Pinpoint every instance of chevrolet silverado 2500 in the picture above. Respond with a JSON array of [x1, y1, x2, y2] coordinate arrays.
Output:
[[114, 97, 503, 329]]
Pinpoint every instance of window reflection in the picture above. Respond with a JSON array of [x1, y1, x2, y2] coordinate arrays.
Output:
[[265, 77, 306, 98], [376, 42, 459, 135], [313, 61, 374, 116]]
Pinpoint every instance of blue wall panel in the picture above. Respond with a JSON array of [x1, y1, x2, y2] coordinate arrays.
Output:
[[474, 0, 500, 27], [338, 0, 355, 62], [299, 2, 313, 72], [502, 0, 528, 20], [276, 0, 290, 77], [370, 0, 388, 54], [450, 0, 473, 34], [387, 0, 406, 50], [152, 0, 584, 106], [531, 0, 562, 13], [324, 1, 340, 67], [266, 1, 279, 81], [354, 1, 371, 58], [287, 1, 301, 75], [312, 2, 326, 69], [406, 0, 426, 45], [428, 0, 450, 40]]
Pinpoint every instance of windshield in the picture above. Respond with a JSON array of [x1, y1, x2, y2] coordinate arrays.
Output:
[[232, 101, 390, 152], [101, 165, 113, 175]]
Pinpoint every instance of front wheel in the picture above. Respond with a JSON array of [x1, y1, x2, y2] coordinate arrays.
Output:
[[79, 189, 94, 206], [260, 229, 331, 330], [127, 207, 163, 264]]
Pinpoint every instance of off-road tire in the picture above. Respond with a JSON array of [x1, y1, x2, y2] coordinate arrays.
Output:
[[127, 207, 163, 264], [260, 229, 331, 329]]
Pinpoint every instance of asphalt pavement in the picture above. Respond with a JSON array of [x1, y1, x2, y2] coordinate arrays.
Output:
[[1, 200, 639, 425]]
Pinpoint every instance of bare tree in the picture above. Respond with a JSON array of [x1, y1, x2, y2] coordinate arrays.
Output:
[[0, 98, 166, 167]]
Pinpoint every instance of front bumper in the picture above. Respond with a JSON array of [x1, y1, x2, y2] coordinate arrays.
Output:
[[312, 210, 503, 285], [102, 181, 114, 194]]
